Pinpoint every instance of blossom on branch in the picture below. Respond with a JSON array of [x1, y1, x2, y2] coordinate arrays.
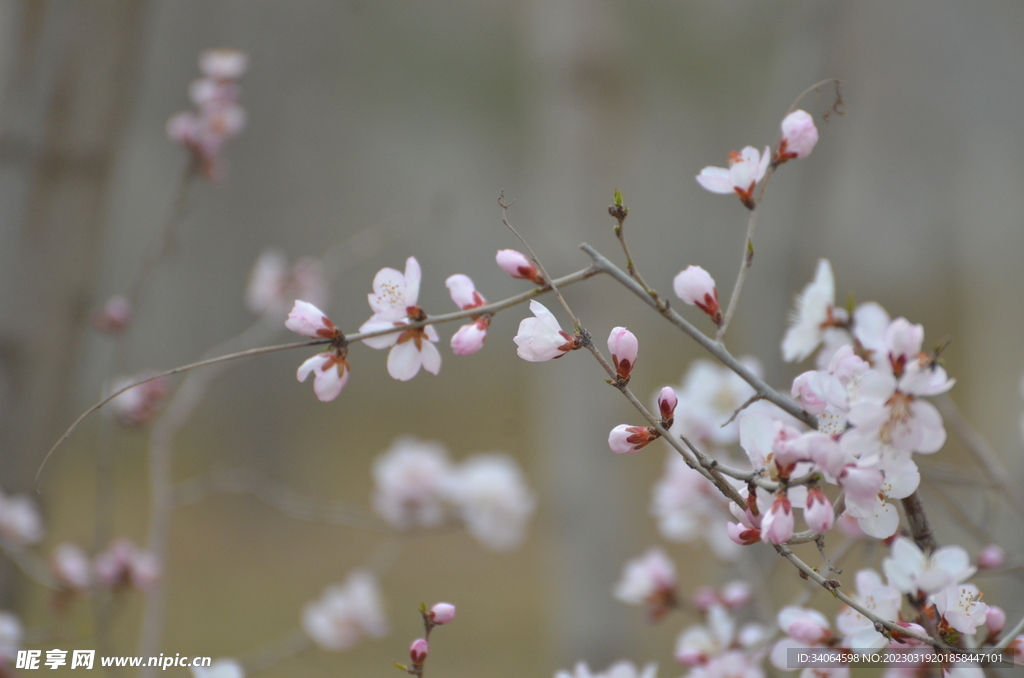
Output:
[[775, 110, 819, 164], [372, 438, 452, 530], [696, 146, 771, 209], [782, 259, 844, 362], [608, 425, 658, 454], [614, 547, 678, 622], [674, 266, 721, 324], [286, 301, 349, 401], [608, 327, 639, 381], [496, 249, 544, 284], [514, 300, 576, 361], [446, 273, 490, 355], [882, 537, 975, 596], [302, 570, 388, 651]]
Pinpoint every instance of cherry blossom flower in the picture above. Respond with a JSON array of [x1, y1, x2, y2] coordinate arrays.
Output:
[[359, 257, 441, 381], [696, 146, 771, 209], [199, 48, 248, 80], [446, 274, 490, 355], [933, 584, 988, 635], [719, 581, 752, 610], [760, 494, 794, 544], [669, 358, 767, 451], [192, 659, 245, 678], [94, 539, 160, 591], [247, 250, 328, 315], [302, 570, 388, 651], [676, 604, 736, 665], [609, 425, 658, 454], [496, 249, 544, 284], [882, 537, 975, 595], [614, 547, 678, 621], [782, 259, 845, 362], [835, 569, 902, 650], [286, 301, 349, 401], [105, 372, 170, 426], [371, 438, 452, 530], [976, 544, 1006, 570], [555, 661, 658, 678], [443, 454, 536, 550], [608, 327, 639, 381], [92, 295, 132, 334], [839, 453, 919, 539], [775, 110, 819, 164], [428, 602, 456, 625], [674, 266, 721, 324], [514, 300, 576, 361], [771, 607, 848, 678], [50, 543, 92, 591], [985, 606, 1006, 636], [0, 492, 43, 545]]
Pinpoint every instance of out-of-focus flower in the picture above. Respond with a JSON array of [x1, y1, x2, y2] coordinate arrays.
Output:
[[0, 492, 44, 545], [674, 266, 721, 324], [428, 602, 456, 625], [192, 659, 245, 678], [669, 358, 765, 452], [675, 604, 736, 665], [105, 373, 170, 426], [977, 544, 1006, 570], [360, 257, 441, 381], [608, 327, 638, 381], [782, 259, 844, 363], [555, 661, 657, 678], [94, 539, 160, 591], [50, 543, 91, 591], [372, 438, 452, 530], [933, 584, 988, 635], [286, 300, 349, 402], [0, 612, 22, 665], [514, 300, 575, 362], [696, 146, 771, 209], [835, 569, 902, 649], [443, 454, 536, 551], [614, 547, 677, 621], [608, 425, 658, 454], [496, 249, 544, 284], [246, 250, 328, 315], [302, 570, 388, 651], [446, 274, 490, 355], [776, 110, 819, 164], [199, 49, 248, 80], [719, 581, 752, 610], [883, 537, 975, 595], [984, 606, 1006, 636], [91, 295, 132, 334]]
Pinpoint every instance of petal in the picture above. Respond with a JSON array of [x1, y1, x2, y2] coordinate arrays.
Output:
[[286, 300, 332, 337], [297, 353, 331, 382], [387, 341, 422, 381], [313, 363, 348, 402], [696, 167, 735, 194], [360, 317, 402, 349], [419, 341, 442, 375], [403, 256, 421, 308]]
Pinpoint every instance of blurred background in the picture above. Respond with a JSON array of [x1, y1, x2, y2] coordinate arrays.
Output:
[[0, 0, 1023, 675]]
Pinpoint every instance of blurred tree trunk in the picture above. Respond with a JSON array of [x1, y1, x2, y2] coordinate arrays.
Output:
[[0, 0, 148, 603]]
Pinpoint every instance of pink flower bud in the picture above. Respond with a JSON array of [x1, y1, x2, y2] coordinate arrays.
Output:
[[691, 586, 718, 611], [986, 606, 1006, 635], [776, 110, 818, 163], [429, 602, 456, 625], [727, 522, 760, 546], [977, 543, 1006, 570], [409, 638, 429, 665], [607, 327, 638, 381], [608, 425, 658, 454], [92, 295, 132, 334], [445, 274, 486, 310], [719, 581, 752, 609], [760, 494, 794, 544], [804, 488, 834, 534], [673, 266, 721, 324], [496, 249, 544, 284], [286, 300, 339, 339], [451, 320, 489, 356], [657, 386, 677, 424]]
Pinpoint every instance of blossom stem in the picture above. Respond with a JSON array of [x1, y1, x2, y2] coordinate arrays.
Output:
[[900, 491, 938, 552], [994, 613, 1024, 651], [717, 205, 761, 342]]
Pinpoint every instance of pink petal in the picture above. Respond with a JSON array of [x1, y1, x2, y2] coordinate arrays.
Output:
[[419, 341, 442, 375], [696, 166, 734, 194], [387, 341, 422, 381], [313, 363, 348, 402]]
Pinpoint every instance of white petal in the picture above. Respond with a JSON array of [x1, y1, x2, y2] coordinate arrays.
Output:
[[297, 353, 330, 382], [403, 256, 421, 308], [313, 363, 347, 402], [696, 167, 735, 194], [387, 341, 422, 381], [360, 317, 402, 349], [419, 341, 442, 375]]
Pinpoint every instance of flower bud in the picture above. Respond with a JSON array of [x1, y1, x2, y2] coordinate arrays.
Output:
[[977, 543, 1006, 570], [429, 602, 456, 625], [673, 266, 721, 324], [657, 386, 677, 425], [986, 606, 1006, 636], [445, 274, 485, 310], [496, 249, 544, 284], [691, 586, 718, 611], [50, 543, 91, 591], [451, 319, 489, 356], [607, 327, 638, 381], [727, 522, 760, 546], [409, 638, 429, 665], [92, 295, 132, 334], [608, 425, 658, 454], [804, 488, 834, 534], [719, 581, 752, 609], [776, 110, 818, 163], [760, 494, 794, 544]]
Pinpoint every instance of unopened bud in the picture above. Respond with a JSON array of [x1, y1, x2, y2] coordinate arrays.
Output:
[[429, 602, 456, 625], [657, 387, 677, 426], [986, 606, 1006, 636], [776, 110, 819, 164], [92, 295, 132, 334], [607, 327, 638, 381], [673, 266, 721, 324], [409, 638, 429, 665], [977, 543, 1006, 570], [496, 249, 544, 285], [608, 425, 658, 454]]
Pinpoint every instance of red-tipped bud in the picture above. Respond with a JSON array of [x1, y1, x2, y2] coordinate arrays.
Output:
[[673, 266, 721, 324], [496, 249, 544, 285], [727, 522, 760, 546], [608, 425, 659, 454], [804, 488, 834, 534], [776, 110, 819, 164], [760, 494, 794, 544], [409, 638, 429, 666], [607, 327, 638, 381], [657, 387, 677, 425], [428, 602, 456, 625]]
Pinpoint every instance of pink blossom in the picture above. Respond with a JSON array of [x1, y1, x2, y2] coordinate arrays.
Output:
[[297, 352, 349, 402], [614, 547, 677, 620], [286, 300, 339, 339], [443, 454, 536, 551], [976, 544, 1006, 570], [883, 537, 975, 595], [0, 493, 44, 545], [92, 295, 132, 334], [804, 488, 834, 534], [985, 606, 1006, 636], [360, 257, 441, 381], [696, 146, 771, 209], [760, 494, 794, 544], [94, 539, 160, 591], [719, 581, 752, 610], [835, 569, 902, 649], [657, 386, 678, 424], [776, 110, 819, 163], [199, 48, 249, 80], [302, 570, 388, 651], [674, 266, 721, 324], [450, 319, 489, 355], [446, 274, 486, 310], [105, 372, 170, 426], [675, 604, 736, 665], [428, 602, 456, 625], [608, 425, 657, 454], [782, 259, 843, 362], [50, 543, 91, 591], [608, 327, 638, 381], [726, 521, 760, 546], [247, 251, 328, 315], [372, 438, 452, 530], [409, 638, 429, 665], [495, 249, 544, 284], [778, 606, 832, 645], [514, 300, 575, 362], [933, 584, 988, 635]]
